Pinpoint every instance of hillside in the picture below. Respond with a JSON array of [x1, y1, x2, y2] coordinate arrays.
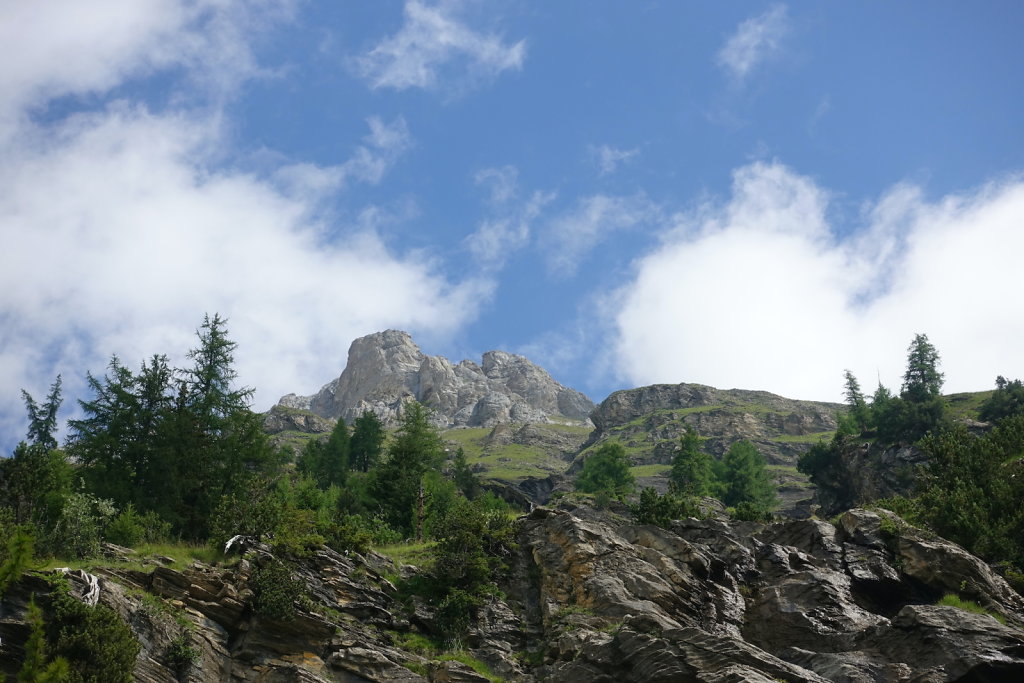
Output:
[[3, 504, 1023, 681]]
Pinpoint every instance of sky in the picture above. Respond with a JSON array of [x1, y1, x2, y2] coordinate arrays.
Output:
[[2, 1, 1024, 447]]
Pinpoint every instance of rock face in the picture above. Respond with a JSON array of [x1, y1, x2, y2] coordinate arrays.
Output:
[[811, 440, 929, 515], [510, 505, 1024, 682], [278, 330, 595, 428], [2, 506, 1023, 682]]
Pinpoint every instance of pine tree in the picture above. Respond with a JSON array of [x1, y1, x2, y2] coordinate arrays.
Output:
[[901, 333, 943, 402], [452, 447, 481, 500], [575, 442, 635, 497], [299, 418, 350, 488], [371, 403, 445, 535], [350, 411, 385, 472], [719, 440, 776, 520], [670, 428, 712, 496], [18, 595, 70, 683], [22, 376, 63, 452], [842, 370, 870, 431]]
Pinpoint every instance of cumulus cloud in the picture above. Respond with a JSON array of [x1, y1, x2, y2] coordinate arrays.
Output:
[[717, 4, 789, 81], [543, 194, 662, 278], [355, 0, 526, 91], [592, 144, 639, 176], [0, 1, 484, 445], [612, 161, 1024, 402]]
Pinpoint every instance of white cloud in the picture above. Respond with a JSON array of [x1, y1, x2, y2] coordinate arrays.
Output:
[[464, 166, 553, 269], [592, 145, 639, 176], [543, 194, 662, 278], [0, 0, 295, 132], [611, 161, 1024, 403], [717, 4, 789, 81], [0, 1, 484, 446], [355, 0, 526, 92]]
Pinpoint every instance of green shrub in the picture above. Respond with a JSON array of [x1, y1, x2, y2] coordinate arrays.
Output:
[[47, 493, 117, 560], [631, 487, 698, 527], [104, 504, 171, 548], [165, 631, 200, 674], [575, 442, 635, 497], [249, 558, 303, 621], [47, 578, 140, 683], [435, 589, 481, 648], [208, 479, 284, 550]]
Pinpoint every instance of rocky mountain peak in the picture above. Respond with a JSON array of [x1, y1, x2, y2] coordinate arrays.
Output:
[[277, 330, 595, 428]]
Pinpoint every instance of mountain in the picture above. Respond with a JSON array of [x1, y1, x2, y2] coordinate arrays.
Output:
[[277, 330, 595, 428]]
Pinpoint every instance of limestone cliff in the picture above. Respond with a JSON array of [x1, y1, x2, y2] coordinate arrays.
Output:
[[278, 330, 594, 428]]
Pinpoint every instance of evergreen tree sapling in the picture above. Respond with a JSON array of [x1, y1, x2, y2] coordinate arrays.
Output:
[[452, 447, 481, 500]]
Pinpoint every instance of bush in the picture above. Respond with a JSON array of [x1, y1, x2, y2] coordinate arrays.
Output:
[[104, 504, 171, 547], [435, 588, 481, 648], [249, 558, 303, 621], [208, 478, 284, 550], [47, 577, 141, 683], [165, 631, 200, 674], [47, 493, 116, 559], [631, 488, 698, 527]]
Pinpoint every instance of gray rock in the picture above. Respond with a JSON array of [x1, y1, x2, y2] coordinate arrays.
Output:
[[278, 330, 594, 428]]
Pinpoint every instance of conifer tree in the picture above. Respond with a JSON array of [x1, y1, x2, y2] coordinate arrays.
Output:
[[452, 447, 481, 500], [371, 403, 445, 535], [350, 411, 385, 472], [719, 440, 776, 519], [670, 428, 712, 496], [575, 442, 635, 497]]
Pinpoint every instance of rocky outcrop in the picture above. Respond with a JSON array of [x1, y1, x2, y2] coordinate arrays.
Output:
[[3, 507, 1022, 682], [508, 505, 1024, 681], [278, 330, 594, 428], [589, 383, 842, 464], [262, 404, 336, 435], [811, 440, 929, 515], [579, 383, 844, 518]]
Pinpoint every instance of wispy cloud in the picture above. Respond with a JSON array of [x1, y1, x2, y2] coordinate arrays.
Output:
[[464, 166, 553, 270], [273, 116, 413, 201], [717, 4, 789, 81], [591, 144, 639, 176], [354, 0, 526, 92], [543, 194, 661, 278], [611, 161, 1024, 402]]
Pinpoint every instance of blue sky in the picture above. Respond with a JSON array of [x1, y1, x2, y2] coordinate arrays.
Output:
[[2, 1, 1024, 445]]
